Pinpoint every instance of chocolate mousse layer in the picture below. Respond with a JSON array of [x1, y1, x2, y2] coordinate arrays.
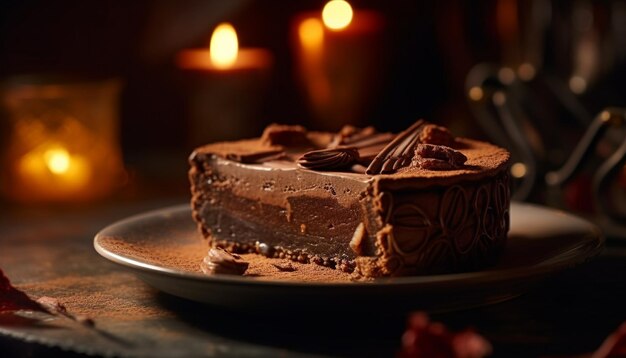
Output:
[[189, 121, 510, 277]]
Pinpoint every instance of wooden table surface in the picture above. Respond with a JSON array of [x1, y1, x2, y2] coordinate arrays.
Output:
[[1, 197, 626, 357]]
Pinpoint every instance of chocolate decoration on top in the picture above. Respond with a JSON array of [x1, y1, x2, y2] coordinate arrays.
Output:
[[226, 149, 286, 164], [200, 248, 249, 275], [298, 147, 360, 170], [412, 144, 467, 170], [366, 120, 428, 174], [329, 125, 393, 148], [261, 123, 311, 147]]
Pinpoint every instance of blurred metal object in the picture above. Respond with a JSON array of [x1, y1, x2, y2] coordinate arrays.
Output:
[[466, 62, 626, 234], [592, 109, 626, 222], [465, 64, 539, 201], [545, 108, 625, 187], [465, 0, 626, 232]]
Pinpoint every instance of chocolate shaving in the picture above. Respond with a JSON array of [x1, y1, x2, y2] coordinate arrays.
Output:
[[366, 120, 428, 174], [298, 147, 360, 170], [329, 126, 393, 148], [328, 126, 394, 164], [412, 144, 467, 170], [261, 123, 311, 147], [200, 248, 249, 275], [226, 149, 286, 164]]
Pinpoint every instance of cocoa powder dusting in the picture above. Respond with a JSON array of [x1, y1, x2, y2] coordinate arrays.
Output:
[[98, 236, 358, 283], [18, 273, 171, 322]]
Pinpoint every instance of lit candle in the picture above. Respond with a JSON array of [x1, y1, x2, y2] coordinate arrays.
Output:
[[1, 77, 125, 204], [177, 22, 272, 72], [292, 0, 385, 129], [17, 144, 91, 197], [176, 22, 273, 145]]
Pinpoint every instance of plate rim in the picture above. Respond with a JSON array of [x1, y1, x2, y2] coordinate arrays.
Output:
[[93, 201, 604, 288]]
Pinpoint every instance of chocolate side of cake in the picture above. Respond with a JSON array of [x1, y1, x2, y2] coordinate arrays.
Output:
[[189, 153, 381, 272], [189, 121, 511, 277], [359, 169, 510, 276]]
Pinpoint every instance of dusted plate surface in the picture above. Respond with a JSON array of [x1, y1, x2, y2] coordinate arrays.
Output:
[[94, 202, 603, 312]]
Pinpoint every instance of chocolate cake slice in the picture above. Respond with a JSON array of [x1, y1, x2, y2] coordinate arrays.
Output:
[[189, 120, 510, 277]]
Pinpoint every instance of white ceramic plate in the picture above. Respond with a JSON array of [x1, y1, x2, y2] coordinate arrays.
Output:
[[94, 202, 603, 313]]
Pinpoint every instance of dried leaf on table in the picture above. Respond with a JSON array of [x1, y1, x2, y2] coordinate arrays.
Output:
[[0, 268, 48, 313]]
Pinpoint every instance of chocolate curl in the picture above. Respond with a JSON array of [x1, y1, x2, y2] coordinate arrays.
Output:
[[201, 248, 249, 275], [367, 120, 427, 174], [298, 147, 360, 170]]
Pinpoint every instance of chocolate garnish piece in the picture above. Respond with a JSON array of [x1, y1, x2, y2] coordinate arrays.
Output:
[[329, 125, 394, 154], [298, 147, 360, 170], [419, 124, 454, 147], [261, 123, 311, 147], [200, 248, 249, 275], [366, 120, 428, 174], [412, 144, 467, 170], [226, 149, 286, 164]]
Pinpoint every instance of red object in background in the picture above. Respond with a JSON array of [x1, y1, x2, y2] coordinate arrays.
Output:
[[563, 174, 595, 213], [593, 322, 626, 358], [0, 268, 47, 313], [398, 312, 492, 358]]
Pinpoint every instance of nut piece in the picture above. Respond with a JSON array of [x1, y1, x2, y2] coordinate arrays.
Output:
[[349, 223, 367, 255], [261, 123, 311, 147], [412, 144, 467, 170], [200, 247, 249, 275], [419, 124, 454, 146]]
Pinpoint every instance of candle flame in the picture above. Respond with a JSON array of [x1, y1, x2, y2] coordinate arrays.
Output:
[[44, 148, 71, 174], [322, 0, 353, 30], [209, 23, 238, 69]]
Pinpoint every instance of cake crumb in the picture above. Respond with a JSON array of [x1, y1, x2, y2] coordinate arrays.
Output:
[[271, 262, 297, 272]]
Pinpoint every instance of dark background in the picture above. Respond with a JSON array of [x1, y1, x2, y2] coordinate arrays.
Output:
[[0, 1, 524, 152], [1, 0, 626, 206]]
